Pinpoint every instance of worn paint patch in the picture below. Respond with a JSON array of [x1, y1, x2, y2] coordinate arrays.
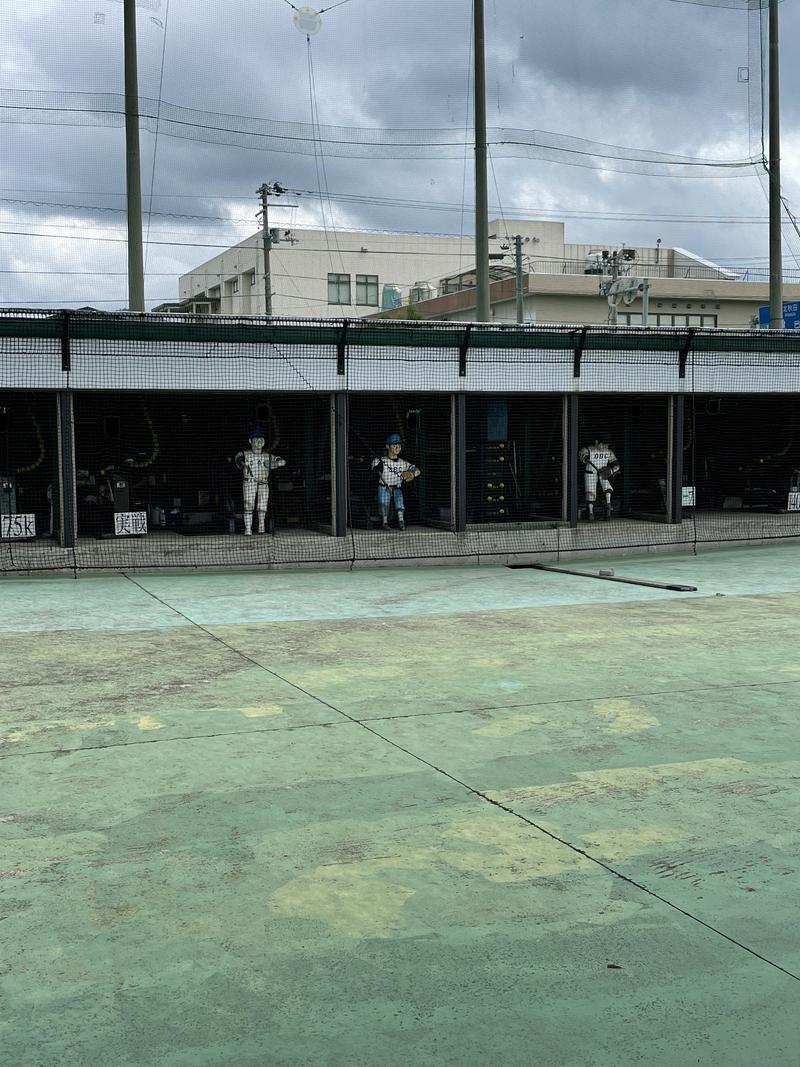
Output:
[[580, 826, 683, 862], [0, 719, 116, 744], [5, 831, 107, 874], [269, 866, 415, 938], [295, 664, 404, 688], [592, 698, 660, 734], [239, 704, 283, 719], [487, 758, 749, 807], [473, 714, 547, 738], [443, 816, 592, 882], [137, 715, 166, 732]]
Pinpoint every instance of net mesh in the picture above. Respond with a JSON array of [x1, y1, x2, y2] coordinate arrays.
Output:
[[2, 310, 800, 575]]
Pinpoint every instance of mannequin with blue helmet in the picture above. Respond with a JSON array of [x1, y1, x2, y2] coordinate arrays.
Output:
[[370, 433, 421, 530]]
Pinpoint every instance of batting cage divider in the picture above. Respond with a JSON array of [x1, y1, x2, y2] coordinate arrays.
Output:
[[2, 309, 800, 573]]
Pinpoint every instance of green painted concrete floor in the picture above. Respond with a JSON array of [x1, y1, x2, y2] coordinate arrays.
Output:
[[2, 545, 800, 1066]]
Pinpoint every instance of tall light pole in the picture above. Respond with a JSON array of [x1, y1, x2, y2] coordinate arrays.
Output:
[[123, 0, 145, 311], [768, 0, 784, 329], [473, 0, 490, 321]]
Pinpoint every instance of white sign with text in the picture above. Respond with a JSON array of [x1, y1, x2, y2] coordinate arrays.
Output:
[[788, 492, 800, 512], [114, 511, 148, 536], [1, 513, 36, 539], [681, 487, 696, 507]]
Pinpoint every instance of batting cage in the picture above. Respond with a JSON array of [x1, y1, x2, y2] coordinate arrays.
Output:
[[577, 394, 670, 522], [2, 311, 800, 573], [0, 391, 60, 552], [347, 393, 451, 533], [466, 395, 563, 524], [72, 392, 331, 544], [685, 394, 800, 544]]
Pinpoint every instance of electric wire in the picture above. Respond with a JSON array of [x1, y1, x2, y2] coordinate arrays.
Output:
[[0, 192, 782, 226]]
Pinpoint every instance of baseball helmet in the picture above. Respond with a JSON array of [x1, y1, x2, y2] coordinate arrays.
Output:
[[386, 433, 402, 446]]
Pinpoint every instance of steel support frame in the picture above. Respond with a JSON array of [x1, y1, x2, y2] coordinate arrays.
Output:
[[667, 394, 685, 525], [565, 393, 579, 527], [57, 391, 77, 549], [332, 392, 348, 536], [453, 393, 467, 532]]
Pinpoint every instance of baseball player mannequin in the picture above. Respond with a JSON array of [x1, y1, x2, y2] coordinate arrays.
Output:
[[235, 425, 286, 535], [579, 436, 620, 520], [371, 433, 422, 530]]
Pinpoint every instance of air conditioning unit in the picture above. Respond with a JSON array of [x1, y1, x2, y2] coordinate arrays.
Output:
[[409, 281, 435, 304]]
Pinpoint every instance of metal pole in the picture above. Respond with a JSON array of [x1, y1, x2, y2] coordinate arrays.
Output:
[[641, 278, 650, 326], [332, 392, 348, 536], [123, 0, 145, 311], [473, 0, 490, 321], [257, 184, 273, 316], [667, 395, 684, 525], [565, 394, 579, 526], [607, 251, 619, 326], [57, 391, 77, 549], [769, 0, 784, 329], [514, 235, 524, 323], [453, 393, 467, 532]]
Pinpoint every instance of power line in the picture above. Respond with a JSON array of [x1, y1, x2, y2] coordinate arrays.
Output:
[[0, 193, 777, 227]]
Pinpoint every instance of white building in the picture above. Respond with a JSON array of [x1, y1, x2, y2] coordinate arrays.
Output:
[[169, 219, 789, 328]]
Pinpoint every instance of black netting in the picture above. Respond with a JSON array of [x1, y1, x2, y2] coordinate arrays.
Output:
[[687, 394, 800, 545], [466, 396, 563, 524], [2, 309, 800, 574], [577, 395, 669, 521], [0, 391, 62, 572]]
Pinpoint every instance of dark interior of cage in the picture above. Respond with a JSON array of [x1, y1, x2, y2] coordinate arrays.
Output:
[[687, 395, 800, 512], [0, 393, 60, 540], [577, 395, 669, 521], [466, 395, 563, 524], [72, 393, 331, 537], [347, 394, 451, 529]]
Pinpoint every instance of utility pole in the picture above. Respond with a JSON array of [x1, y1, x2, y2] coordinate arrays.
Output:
[[607, 252, 620, 326], [641, 278, 650, 327], [123, 0, 144, 311], [473, 0, 490, 321], [256, 182, 284, 316], [514, 235, 524, 324], [768, 0, 784, 329]]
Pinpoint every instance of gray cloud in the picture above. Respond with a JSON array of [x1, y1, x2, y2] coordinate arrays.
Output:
[[1, 0, 798, 309]]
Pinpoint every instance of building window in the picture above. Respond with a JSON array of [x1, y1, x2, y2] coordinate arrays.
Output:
[[232, 278, 239, 294], [356, 274, 379, 306], [328, 273, 351, 305], [249, 272, 257, 287], [620, 312, 717, 327]]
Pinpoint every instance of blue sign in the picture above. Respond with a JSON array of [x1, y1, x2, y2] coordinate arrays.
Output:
[[758, 301, 800, 329]]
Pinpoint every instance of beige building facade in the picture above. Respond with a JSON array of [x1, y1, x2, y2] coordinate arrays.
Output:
[[168, 218, 796, 328]]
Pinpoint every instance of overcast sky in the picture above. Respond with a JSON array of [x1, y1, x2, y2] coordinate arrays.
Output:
[[1, 0, 799, 309]]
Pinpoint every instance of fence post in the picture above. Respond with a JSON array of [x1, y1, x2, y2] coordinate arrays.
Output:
[[453, 393, 467, 532], [565, 393, 579, 526], [60, 309, 72, 372], [337, 320, 348, 376], [459, 325, 471, 377], [56, 391, 77, 549], [332, 391, 348, 536], [668, 394, 684, 524]]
